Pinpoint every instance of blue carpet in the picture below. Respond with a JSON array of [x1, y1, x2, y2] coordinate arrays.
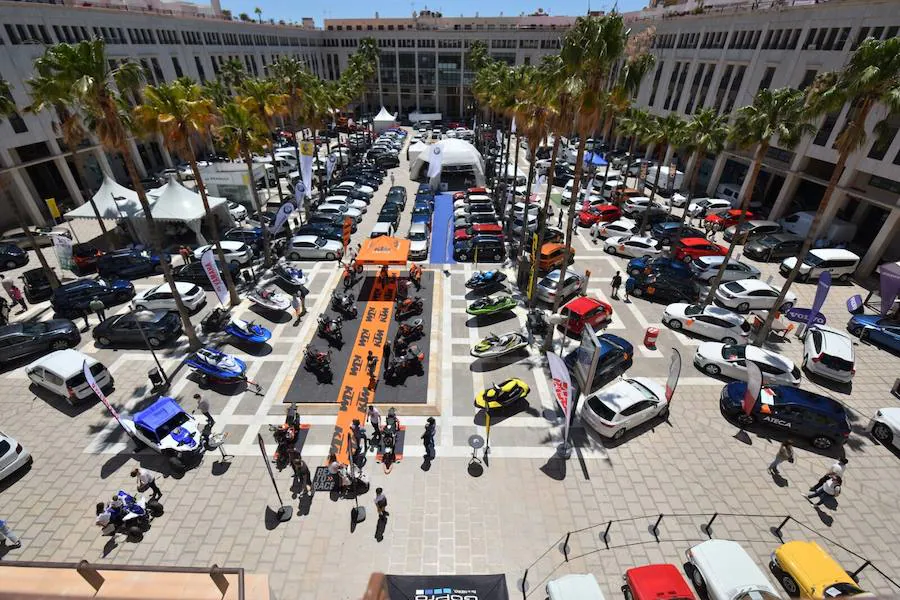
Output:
[[430, 192, 455, 264]]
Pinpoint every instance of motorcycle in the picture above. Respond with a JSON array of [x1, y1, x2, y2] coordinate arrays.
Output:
[[304, 344, 332, 373], [317, 314, 343, 344], [397, 318, 424, 342], [465, 269, 507, 290], [95, 490, 162, 540], [395, 296, 424, 319], [466, 295, 517, 316], [384, 345, 425, 380], [331, 290, 358, 318], [186, 347, 257, 389], [470, 331, 529, 359], [225, 317, 272, 344], [343, 259, 364, 288], [247, 285, 292, 312], [526, 308, 548, 336], [474, 378, 531, 409]]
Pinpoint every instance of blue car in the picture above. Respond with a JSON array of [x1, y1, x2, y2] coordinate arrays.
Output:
[[96, 249, 166, 280], [564, 333, 634, 394], [411, 209, 433, 229], [720, 382, 851, 449], [0, 243, 28, 271], [847, 315, 900, 352], [625, 256, 693, 278], [50, 278, 135, 316], [650, 222, 705, 246]]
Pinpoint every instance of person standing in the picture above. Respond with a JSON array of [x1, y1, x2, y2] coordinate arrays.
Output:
[[195, 393, 214, 427], [611, 271, 622, 300], [368, 405, 382, 449], [0, 274, 13, 299], [351, 418, 368, 454], [9, 284, 26, 313], [291, 294, 303, 321], [422, 417, 436, 460], [389, 173, 395, 187], [0, 518, 22, 548], [0, 297, 8, 326], [130, 467, 162, 499], [767, 441, 794, 476], [374, 487, 389, 519], [89, 296, 106, 323], [292, 455, 312, 496], [77, 306, 90, 331], [327, 453, 344, 494]]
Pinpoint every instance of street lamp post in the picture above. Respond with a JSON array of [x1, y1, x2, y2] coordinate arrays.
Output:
[[130, 302, 170, 388]]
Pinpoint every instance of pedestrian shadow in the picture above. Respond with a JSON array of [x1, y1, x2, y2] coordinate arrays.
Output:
[[210, 458, 231, 476], [375, 515, 387, 542], [769, 469, 790, 488], [813, 502, 836, 527]]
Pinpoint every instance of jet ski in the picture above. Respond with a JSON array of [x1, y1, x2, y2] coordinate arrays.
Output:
[[470, 331, 528, 359], [185, 347, 248, 383], [247, 286, 291, 312], [466, 295, 517, 316], [224, 317, 272, 344], [266, 262, 307, 292], [474, 378, 531, 409], [465, 270, 507, 290]]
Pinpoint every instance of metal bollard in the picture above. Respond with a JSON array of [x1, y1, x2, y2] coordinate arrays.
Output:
[[652, 514, 664, 542], [702, 513, 718, 538], [773, 515, 791, 540]]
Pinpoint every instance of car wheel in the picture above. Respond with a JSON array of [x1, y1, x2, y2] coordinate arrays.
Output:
[[135, 304, 147, 312], [289, 252, 300, 261], [811, 435, 834, 450], [779, 301, 794, 312], [604, 245, 616, 255], [148, 337, 162, 348], [737, 413, 755, 426], [629, 267, 642, 276], [682, 255, 692, 264], [668, 319, 682, 330], [631, 288, 642, 298], [153, 264, 164, 274], [838, 273, 850, 283], [780, 573, 800, 597], [97, 336, 112, 347], [458, 252, 468, 261], [326, 252, 336, 260], [737, 302, 750, 312], [873, 422, 893, 444], [4, 260, 17, 269], [622, 586, 634, 600], [704, 364, 721, 376], [689, 566, 706, 591], [50, 339, 70, 350], [658, 405, 670, 420], [798, 272, 809, 283], [722, 336, 737, 345], [612, 428, 626, 440], [229, 259, 240, 268]]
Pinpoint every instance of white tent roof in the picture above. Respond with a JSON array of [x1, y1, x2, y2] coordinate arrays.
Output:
[[139, 175, 227, 222], [373, 106, 397, 123], [65, 176, 142, 220], [407, 140, 429, 163], [409, 138, 485, 186]]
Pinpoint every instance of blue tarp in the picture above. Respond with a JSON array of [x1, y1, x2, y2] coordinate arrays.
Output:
[[429, 193, 456, 264], [133, 396, 185, 432], [583, 152, 608, 167]]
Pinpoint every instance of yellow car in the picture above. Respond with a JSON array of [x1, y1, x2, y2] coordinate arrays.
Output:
[[770, 541, 875, 599]]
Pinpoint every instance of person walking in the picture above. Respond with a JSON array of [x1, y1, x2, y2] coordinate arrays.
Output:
[[0, 518, 22, 548], [292, 455, 312, 496], [389, 173, 395, 187], [195, 393, 214, 427], [374, 487, 389, 519], [810, 457, 848, 490], [383, 340, 391, 364], [611, 271, 622, 300], [806, 475, 842, 506], [422, 416, 436, 460], [327, 453, 344, 494], [291, 294, 303, 321], [77, 306, 90, 331], [368, 405, 382, 449], [130, 467, 162, 499], [556, 209, 564, 229], [89, 297, 106, 323], [0, 274, 13, 299], [366, 350, 378, 388], [9, 284, 26, 313], [767, 441, 794, 476], [351, 418, 368, 454]]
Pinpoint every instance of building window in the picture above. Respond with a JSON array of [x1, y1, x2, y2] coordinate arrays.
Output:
[[648, 61, 664, 107], [194, 56, 206, 82], [723, 65, 745, 114], [758, 66, 776, 92], [867, 120, 898, 160], [798, 69, 817, 91], [695, 63, 715, 112], [813, 112, 839, 146], [684, 63, 706, 114], [150, 57, 165, 83], [834, 27, 850, 51], [663, 62, 681, 110], [713, 64, 734, 112]]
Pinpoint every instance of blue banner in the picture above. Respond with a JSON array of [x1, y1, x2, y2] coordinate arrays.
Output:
[[784, 307, 826, 325], [808, 271, 832, 330]]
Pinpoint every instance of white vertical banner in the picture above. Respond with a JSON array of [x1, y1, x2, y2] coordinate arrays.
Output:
[[269, 202, 295, 235], [293, 180, 306, 208], [299, 141, 314, 199], [546, 351, 574, 445], [427, 144, 443, 189], [200, 248, 229, 306], [510, 118, 517, 133], [326, 155, 337, 182]]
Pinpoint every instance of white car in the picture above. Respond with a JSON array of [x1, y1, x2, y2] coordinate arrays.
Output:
[[714, 279, 797, 313], [407, 222, 429, 260], [603, 235, 661, 259], [686, 198, 731, 218], [593, 218, 638, 240], [119, 396, 202, 462], [869, 408, 900, 448], [335, 180, 375, 195], [511, 214, 539, 236], [370, 222, 396, 238], [693, 342, 801, 385], [685, 539, 782, 600], [0, 430, 31, 482], [622, 196, 658, 215], [227, 201, 247, 221], [26, 349, 113, 404], [663, 303, 750, 344], [581, 377, 668, 440], [534, 268, 586, 304], [802, 325, 855, 383], [661, 192, 688, 208], [454, 204, 496, 219], [512, 202, 544, 218], [286, 235, 344, 261], [547, 574, 606, 600], [561, 179, 598, 204], [316, 204, 362, 223], [454, 195, 493, 210], [691, 255, 761, 283], [322, 195, 367, 213], [193, 241, 252, 267], [134, 281, 207, 312]]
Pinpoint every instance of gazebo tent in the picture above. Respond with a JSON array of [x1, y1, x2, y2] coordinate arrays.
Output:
[[131, 176, 233, 245], [356, 236, 411, 266], [409, 138, 485, 187], [65, 176, 142, 221], [372, 106, 398, 133], [406, 140, 428, 163]]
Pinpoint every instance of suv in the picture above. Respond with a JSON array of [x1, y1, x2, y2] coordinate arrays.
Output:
[[780, 248, 860, 283], [720, 382, 851, 449], [19, 267, 55, 303], [453, 235, 506, 262], [97, 249, 166, 280], [50, 278, 135, 316], [743, 233, 803, 262], [802, 325, 855, 383]]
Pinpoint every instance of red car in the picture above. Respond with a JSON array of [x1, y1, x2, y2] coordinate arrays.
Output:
[[454, 223, 504, 241], [559, 296, 613, 335], [578, 204, 621, 227], [705, 209, 755, 230], [622, 564, 695, 600], [673, 237, 727, 263], [453, 191, 467, 201], [73, 244, 105, 274]]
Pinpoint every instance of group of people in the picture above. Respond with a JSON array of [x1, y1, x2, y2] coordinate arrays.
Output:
[[0, 274, 28, 324], [769, 442, 848, 506]]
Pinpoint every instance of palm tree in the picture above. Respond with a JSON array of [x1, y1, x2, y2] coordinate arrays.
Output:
[[702, 88, 813, 308], [552, 14, 629, 315], [637, 112, 685, 235], [758, 37, 900, 342], [133, 80, 241, 305], [35, 40, 200, 348], [0, 79, 60, 289], [216, 99, 274, 267], [617, 108, 654, 201], [269, 56, 314, 218], [220, 58, 246, 92], [238, 77, 288, 226], [254, 6, 262, 23], [673, 108, 729, 238]]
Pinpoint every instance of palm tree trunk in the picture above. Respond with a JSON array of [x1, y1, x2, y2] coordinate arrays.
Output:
[[243, 147, 273, 266], [186, 140, 241, 305], [702, 142, 766, 307], [639, 145, 666, 235], [505, 130, 520, 240], [119, 147, 200, 350], [674, 149, 703, 242], [551, 130, 588, 316], [498, 119, 512, 214], [516, 144, 538, 262], [9, 195, 59, 289], [529, 135, 561, 308]]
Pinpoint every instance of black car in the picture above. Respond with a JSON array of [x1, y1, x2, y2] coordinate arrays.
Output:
[[338, 188, 373, 204], [19, 267, 55, 303], [96, 249, 166, 280], [744, 233, 804, 262], [173, 261, 240, 290], [650, 223, 705, 246], [720, 382, 851, 449], [0, 319, 81, 363], [224, 227, 265, 253], [295, 223, 342, 242], [307, 213, 344, 228], [378, 208, 401, 229], [373, 154, 400, 168], [93, 310, 183, 348], [50, 278, 135, 315], [553, 164, 576, 186], [453, 235, 506, 262], [625, 271, 700, 304], [0, 243, 28, 271], [641, 210, 681, 228]]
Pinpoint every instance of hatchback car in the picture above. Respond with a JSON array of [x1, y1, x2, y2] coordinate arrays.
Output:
[[407, 223, 429, 261], [97, 249, 166, 280], [19, 267, 55, 303], [604, 235, 662, 259], [535, 268, 586, 304], [51, 278, 135, 315], [295, 223, 342, 242], [663, 304, 750, 344], [0, 243, 29, 271], [193, 241, 252, 267], [720, 382, 851, 449], [623, 564, 695, 600], [685, 198, 731, 219], [723, 220, 781, 244], [622, 197, 660, 216], [0, 319, 81, 363], [172, 260, 239, 289], [578, 204, 621, 227], [672, 238, 727, 263], [454, 223, 503, 242], [705, 209, 755, 230], [0, 431, 31, 482], [581, 377, 668, 440], [802, 325, 855, 383], [650, 223, 705, 246], [454, 203, 496, 219], [71, 244, 104, 274], [316, 203, 362, 223], [714, 279, 797, 313], [846, 314, 900, 353], [322, 195, 368, 213], [1, 226, 71, 250], [538, 243, 575, 272], [694, 343, 801, 385], [560, 296, 613, 335], [453, 235, 506, 262], [133, 281, 206, 312], [94, 310, 183, 348], [626, 256, 693, 279], [26, 349, 112, 404], [626, 272, 700, 304], [286, 235, 344, 261], [869, 407, 900, 448], [563, 333, 634, 394], [691, 256, 761, 284], [771, 541, 875, 600], [743, 233, 804, 262], [594, 219, 638, 240]]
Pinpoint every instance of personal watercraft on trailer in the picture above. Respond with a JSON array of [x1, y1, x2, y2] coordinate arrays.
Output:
[[474, 378, 531, 409], [266, 262, 307, 292], [186, 347, 249, 383], [247, 286, 291, 311], [331, 291, 358, 318], [225, 317, 272, 344], [465, 270, 507, 290], [466, 295, 517, 316], [470, 331, 528, 359]]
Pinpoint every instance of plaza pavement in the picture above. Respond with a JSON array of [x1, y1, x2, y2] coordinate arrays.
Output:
[[1, 133, 899, 599]]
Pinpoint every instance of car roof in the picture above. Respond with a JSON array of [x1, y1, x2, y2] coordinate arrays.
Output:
[[810, 325, 854, 360], [28, 349, 97, 375], [625, 564, 694, 600], [591, 378, 649, 414], [731, 279, 770, 291], [133, 396, 187, 432], [598, 333, 633, 355], [766, 385, 847, 414], [291, 235, 321, 244], [808, 248, 860, 261], [408, 222, 427, 234], [679, 237, 712, 246], [700, 305, 745, 323], [743, 345, 794, 369], [563, 296, 605, 315], [769, 233, 803, 241], [544, 268, 583, 282]]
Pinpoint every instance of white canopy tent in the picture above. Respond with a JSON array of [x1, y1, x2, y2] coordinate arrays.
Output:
[[407, 140, 429, 163], [372, 106, 398, 133], [409, 138, 485, 187], [133, 176, 232, 245], [65, 176, 142, 221]]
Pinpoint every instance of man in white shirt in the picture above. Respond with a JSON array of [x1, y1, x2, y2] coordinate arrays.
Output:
[[130, 467, 162, 498], [368, 405, 382, 449], [810, 457, 848, 491]]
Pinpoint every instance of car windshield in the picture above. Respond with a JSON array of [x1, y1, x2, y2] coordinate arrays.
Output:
[[804, 253, 826, 267], [628, 379, 657, 401], [758, 236, 780, 246], [409, 232, 427, 241], [724, 281, 745, 294], [156, 411, 191, 441], [21, 323, 49, 335], [684, 304, 702, 316], [721, 345, 746, 360], [696, 199, 711, 208]]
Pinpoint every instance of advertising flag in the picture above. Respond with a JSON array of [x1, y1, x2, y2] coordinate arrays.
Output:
[[293, 180, 306, 207], [299, 141, 314, 199], [52, 233, 75, 273], [547, 351, 574, 443], [808, 271, 832, 331], [326, 155, 337, 182], [269, 201, 295, 235], [667, 162, 678, 191], [511, 118, 517, 133], [427, 145, 443, 179], [200, 248, 229, 306], [743, 360, 763, 416], [84, 360, 124, 428], [665, 348, 682, 402]]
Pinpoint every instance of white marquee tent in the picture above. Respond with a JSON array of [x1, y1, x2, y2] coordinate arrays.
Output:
[[408, 138, 485, 187], [135, 176, 232, 244], [406, 140, 429, 163], [65, 176, 142, 221], [372, 106, 398, 133]]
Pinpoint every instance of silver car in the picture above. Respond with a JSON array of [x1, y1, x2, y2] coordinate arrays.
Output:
[[1, 226, 71, 250], [535, 268, 586, 304], [286, 235, 344, 261]]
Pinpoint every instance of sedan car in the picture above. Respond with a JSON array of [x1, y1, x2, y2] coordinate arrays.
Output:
[[743, 233, 804, 262], [0, 431, 31, 482], [0, 320, 81, 364], [722, 220, 782, 244], [0, 226, 71, 250], [626, 256, 692, 278], [559, 296, 613, 335], [604, 235, 662, 259], [315, 204, 362, 223], [321, 195, 368, 213], [193, 241, 252, 267], [0, 243, 29, 271], [51, 279, 135, 316], [133, 281, 206, 312], [454, 204, 496, 219], [622, 197, 660, 216], [694, 342, 801, 385], [686, 198, 731, 219], [593, 218, 638, 240], [846, 314, 900, 353], [563, 333, 634, 394], [407, 223, 430, 261], [663, 304, 750, 344], [626, 272, 700, 304], [691, 256, 761, 284], [294, 223, 342, 242], [672, 238, 727, 263], [578, 204, 621, 227], [286, 235, 344, 261], [714, 279, 797, 313], [534, 268, 586, 304], [581, 377, 668, 440], [93, 310, 183, 348]]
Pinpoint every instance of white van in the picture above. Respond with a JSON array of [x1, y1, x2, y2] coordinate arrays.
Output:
[[646, 165, 684, 195], [26, 349, 112, 405], [547, 574, 605, 600], [778, 211, 858, 244], [780, 248, 860, 282]]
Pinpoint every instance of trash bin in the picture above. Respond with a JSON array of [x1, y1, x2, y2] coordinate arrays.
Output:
[[148, 367, 164, 389], [644, 326, 660, 349]]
